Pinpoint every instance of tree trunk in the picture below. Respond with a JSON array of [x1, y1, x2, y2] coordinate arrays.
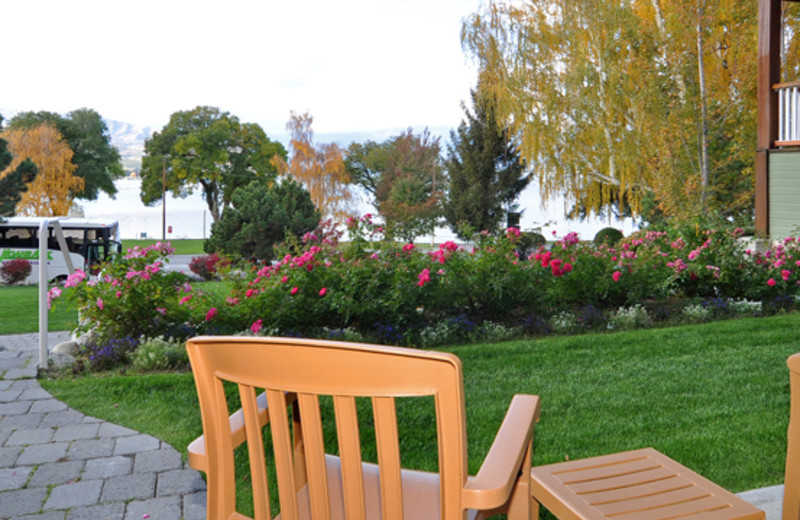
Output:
[[696, 1, 710, 207], [200, 180, 221, 222], [650, 0, 688, 102]]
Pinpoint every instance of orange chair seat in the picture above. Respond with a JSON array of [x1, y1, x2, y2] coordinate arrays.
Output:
[[276, 455, 482, 520]]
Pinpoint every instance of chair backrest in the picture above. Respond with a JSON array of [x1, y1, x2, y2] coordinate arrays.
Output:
[[785, 354, 800, 520], [187, 336, 470, 520]]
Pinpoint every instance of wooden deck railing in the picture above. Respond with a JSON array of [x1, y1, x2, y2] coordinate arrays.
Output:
[[775, 80, 800, 146]]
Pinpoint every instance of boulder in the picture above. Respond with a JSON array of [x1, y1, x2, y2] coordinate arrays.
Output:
[[52, 340, 79, 356]]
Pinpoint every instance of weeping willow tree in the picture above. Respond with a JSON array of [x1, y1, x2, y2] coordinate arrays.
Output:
[[462, 0, 759, 222]]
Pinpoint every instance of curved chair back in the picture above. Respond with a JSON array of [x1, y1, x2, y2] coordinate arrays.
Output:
[[187, 336, 471, 520]]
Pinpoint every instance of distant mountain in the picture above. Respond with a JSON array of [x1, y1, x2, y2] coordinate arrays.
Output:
[[105, 120, 154, 172], [3, 108, 454, 174], [272, 126, 453, 148]]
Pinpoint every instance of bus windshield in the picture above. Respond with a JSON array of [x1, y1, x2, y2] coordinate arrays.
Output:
[[0, 217, 121, 283]]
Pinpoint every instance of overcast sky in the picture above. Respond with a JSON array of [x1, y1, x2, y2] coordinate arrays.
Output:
[[3, 0, 482, 135], [4, 0, 638, 238]]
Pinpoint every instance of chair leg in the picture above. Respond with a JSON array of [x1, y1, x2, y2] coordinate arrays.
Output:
[[505, 479, 538, 520]]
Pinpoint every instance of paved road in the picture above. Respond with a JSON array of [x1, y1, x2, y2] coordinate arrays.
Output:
[[163, 254, 195, 276], [0, 333, 206, 520]]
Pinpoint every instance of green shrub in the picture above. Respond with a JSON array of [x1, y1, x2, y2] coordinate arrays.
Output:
[[204, 179, 319, 261], [609, 305, 652, 330], [132, 336, 189, 372], [594, 227, 624, 246], [516, 231, 546, 257]]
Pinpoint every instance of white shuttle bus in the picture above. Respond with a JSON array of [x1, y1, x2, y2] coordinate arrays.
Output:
[[0, 217, 121, 284]]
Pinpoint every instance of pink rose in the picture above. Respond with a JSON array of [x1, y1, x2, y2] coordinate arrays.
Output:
[[417, 268, 431, 287], [251, 319, 263, 334]]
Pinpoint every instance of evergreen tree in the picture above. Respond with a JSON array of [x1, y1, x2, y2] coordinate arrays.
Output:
[[443, 89, 528, 239], [205, 179, 319, 261]]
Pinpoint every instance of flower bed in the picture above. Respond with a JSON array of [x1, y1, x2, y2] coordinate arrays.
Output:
[[56, 217, 800, 369]]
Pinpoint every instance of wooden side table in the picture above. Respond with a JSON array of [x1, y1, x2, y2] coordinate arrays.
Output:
[[530, 448, 765, 520]]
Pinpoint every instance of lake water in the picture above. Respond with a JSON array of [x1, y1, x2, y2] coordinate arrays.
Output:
[[81, 178, 211, 240], [80, 177, 636, 242]]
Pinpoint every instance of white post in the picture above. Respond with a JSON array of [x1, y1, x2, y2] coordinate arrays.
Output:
[[51, 221, 74, 273], [38, 219, 50, 370], [37, 220, 74, 370], [794, 87, 799, 141], [779, 88, 786, 142]]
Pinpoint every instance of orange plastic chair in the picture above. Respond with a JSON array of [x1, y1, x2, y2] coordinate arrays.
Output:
[[784, 354, 800, 520], [186, 336, 541, 520]]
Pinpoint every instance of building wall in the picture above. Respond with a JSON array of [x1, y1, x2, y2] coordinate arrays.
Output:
[[769, 149, 800, 239]]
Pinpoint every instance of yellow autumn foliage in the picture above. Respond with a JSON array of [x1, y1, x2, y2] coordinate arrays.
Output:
[[462, 0, 760, 220], [272, 111, 353, 220], [0, 124, 83, 216]]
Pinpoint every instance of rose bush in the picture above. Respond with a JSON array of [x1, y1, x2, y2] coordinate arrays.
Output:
[[0, 258, 32, 285], [189, 253, 230, 280], [56, 216, 800, 363], [63, 242, 196, 342]]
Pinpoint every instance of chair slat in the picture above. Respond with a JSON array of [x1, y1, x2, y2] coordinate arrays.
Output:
[[373, 396, 403, 520], [297, 393, 331, 519], [210, 377, 238, 518], [238, 384, 271, 520], [266, 389, 299, 520], [334, 395, 367, 520], [290, 397, 307, 492]]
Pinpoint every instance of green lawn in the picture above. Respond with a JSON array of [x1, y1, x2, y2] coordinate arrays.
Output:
[[41, 313, 797, 514], [122, 239, 205, 255], [0, 286, 78, 334]]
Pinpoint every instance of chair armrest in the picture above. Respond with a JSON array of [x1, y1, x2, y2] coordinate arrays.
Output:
[[462, 394, 541, 510], [188, 391, 297, 472]]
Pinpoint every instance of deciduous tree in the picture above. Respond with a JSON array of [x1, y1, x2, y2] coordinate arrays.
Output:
[[272, 112, 353, 220], [461, 0, 758, 222], [1, 124, 83, 216], [344, 140, 387, 203], [140, 106, 285, 223], [0, 119, 38, 218], [444, 87, 529, 238], [345, 128, 443, 241], [9, 109, 124, 199]]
